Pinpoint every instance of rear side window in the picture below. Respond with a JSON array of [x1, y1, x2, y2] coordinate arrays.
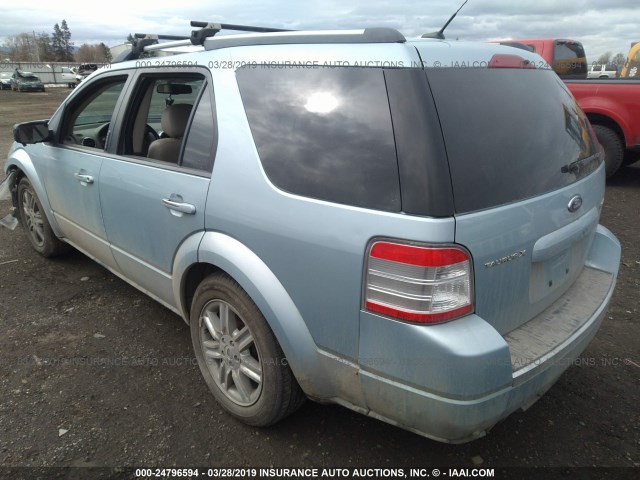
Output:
[[236, 66, 401, 212], [426, 68, 600, 214], [182, 86, 216, 172], [553, 41, 587, 79], [119, 72, 215, 171]]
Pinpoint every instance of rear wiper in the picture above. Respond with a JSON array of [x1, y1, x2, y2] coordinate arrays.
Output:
[[560, 153, 599, 174]]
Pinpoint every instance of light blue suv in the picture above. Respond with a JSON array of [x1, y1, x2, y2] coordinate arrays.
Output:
[[4, 24, 621, 443]]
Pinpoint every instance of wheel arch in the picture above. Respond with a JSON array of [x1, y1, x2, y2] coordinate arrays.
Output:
[[178, 231, 326, 398], [5, 151, 63, 237], [181, 261, 221, 320], [586, 112, 625, 144]]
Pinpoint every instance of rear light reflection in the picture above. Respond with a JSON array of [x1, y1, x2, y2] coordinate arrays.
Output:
[[488, 54, 535, 69]]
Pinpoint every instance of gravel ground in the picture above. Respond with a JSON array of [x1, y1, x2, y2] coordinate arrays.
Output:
[[0, 87, 638, 479]]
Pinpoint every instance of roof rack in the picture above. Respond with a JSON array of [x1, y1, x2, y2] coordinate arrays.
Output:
[[203, 28, 406, 50], [189, 21, 293, 46], [133, 34, 190, 53], [113, 21, 405, 62], [115, 21, 295, 61]]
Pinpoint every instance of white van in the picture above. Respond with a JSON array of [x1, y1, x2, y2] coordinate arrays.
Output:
[[58, 66, 77, 87]]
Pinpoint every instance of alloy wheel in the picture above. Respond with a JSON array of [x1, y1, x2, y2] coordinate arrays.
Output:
[[21, 189, 45, 248], [199, 300, 263, 406]]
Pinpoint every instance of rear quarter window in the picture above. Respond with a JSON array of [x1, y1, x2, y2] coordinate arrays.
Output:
[[236, 66, 401, 212], [553, 41, 587, 79]]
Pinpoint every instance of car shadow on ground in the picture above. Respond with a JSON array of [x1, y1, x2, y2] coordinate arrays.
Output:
[[608, 163, 640, 187]]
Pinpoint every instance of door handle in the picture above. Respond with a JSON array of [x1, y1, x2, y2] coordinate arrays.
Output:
[[74, 172, 94, 184], [162, 197, 196, 215]]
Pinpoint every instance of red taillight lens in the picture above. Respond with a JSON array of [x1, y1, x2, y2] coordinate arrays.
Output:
[[365, 241, 473, 324]]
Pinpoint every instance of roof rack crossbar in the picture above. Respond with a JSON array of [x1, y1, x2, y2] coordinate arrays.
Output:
[[189, 21, 295, 46], [130, 34, 192, 57]]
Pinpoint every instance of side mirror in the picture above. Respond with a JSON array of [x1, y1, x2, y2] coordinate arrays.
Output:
[[13, 120, 52, 146]]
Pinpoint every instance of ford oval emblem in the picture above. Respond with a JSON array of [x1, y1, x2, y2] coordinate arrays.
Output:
[[568, 195, 583, 213]]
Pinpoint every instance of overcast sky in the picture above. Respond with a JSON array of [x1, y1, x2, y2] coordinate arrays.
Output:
[[1, 0, 638, 61]]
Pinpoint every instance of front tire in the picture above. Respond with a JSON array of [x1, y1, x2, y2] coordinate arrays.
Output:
[[190, 273, 305, 426], [17, 177, 68, 257], [593, 124, 624, 178]]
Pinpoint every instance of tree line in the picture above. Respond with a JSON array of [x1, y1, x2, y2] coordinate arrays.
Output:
[[2, 20, 112, 64], [595, 52, 626, 66]]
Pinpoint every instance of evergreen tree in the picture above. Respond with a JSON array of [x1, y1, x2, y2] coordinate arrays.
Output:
[[36, 33, 54, 62], [100, 42, 112, 63], [60, 20, 74, 61], [51, 23, 64, 61], [52, 20, 74, 62]]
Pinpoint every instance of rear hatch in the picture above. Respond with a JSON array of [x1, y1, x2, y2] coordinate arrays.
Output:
[[424, 57, 603, 335]]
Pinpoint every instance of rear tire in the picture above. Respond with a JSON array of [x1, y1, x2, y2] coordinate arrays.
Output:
[[17, 177, 68, 257], [593, 124, 624, 178], [190, 273, 305, 426]]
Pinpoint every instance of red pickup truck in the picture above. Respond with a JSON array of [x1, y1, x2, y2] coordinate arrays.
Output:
[[508, 38, 640, 177], [565, 80, 640, 177]]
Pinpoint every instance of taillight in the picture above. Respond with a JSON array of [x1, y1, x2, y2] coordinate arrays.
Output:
[[364, 241, 473, 324]]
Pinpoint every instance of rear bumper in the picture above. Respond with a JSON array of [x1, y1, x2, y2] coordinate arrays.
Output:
[[357, 225, 620, 443]]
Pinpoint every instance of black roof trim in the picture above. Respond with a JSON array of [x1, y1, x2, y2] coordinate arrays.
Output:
[[204, 28, 406, 50]]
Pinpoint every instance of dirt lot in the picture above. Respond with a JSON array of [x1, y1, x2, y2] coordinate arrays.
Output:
[[0, 88, 638, 477]]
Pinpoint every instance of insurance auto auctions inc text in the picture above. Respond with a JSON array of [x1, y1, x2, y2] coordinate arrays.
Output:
[[255, 468, 495, 478]]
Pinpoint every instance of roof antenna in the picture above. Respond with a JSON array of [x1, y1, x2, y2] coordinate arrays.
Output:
[[421, 0, 469, 39]]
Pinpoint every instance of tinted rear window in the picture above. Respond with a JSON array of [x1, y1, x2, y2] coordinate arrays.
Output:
[[426, 68, 600, 214], [236, 66, 401, 212], [553, 41, 587, 79]]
